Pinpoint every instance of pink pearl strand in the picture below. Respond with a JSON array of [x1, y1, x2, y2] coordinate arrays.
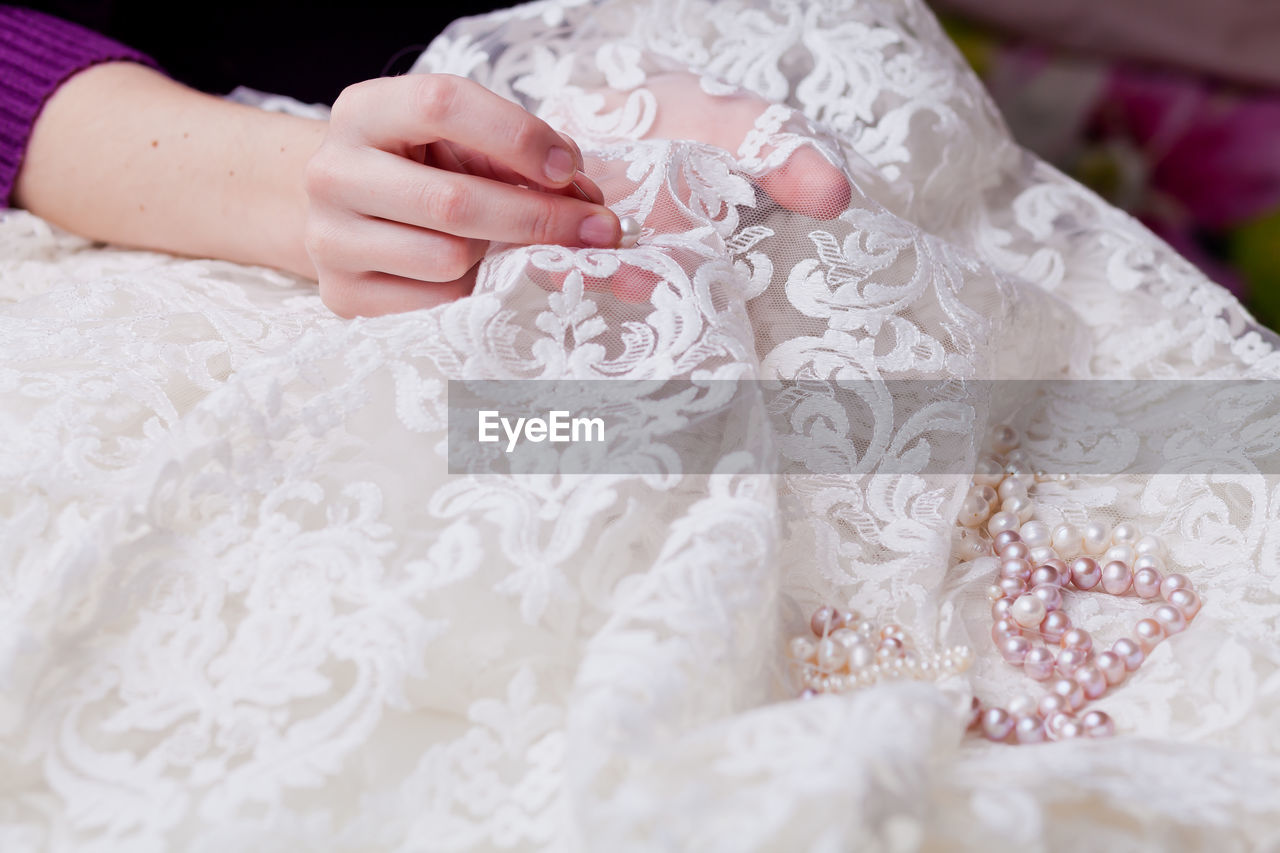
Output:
[[959, 425, 1203, 743]]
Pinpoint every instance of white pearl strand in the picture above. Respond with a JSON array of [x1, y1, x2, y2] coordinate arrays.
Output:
[[960, 425, 1203, 743], [787, 606, 975, 698]]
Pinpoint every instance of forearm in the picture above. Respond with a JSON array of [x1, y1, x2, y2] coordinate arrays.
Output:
[[13, 62, 324, 278]]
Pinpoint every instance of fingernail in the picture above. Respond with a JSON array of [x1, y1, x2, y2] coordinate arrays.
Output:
[[579, 213, 618, 248], [544, 147, 576, 183]]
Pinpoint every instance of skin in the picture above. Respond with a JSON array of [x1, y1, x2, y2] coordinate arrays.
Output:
[[14, 62, 850, 317]]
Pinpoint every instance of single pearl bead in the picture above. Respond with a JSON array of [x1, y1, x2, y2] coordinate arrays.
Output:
[[974, 484, 998, 506], [958, 493, 989, 527], [1051, 676, 1086, 710], [958, 529, 993, 560], [1056, 647, 1088, 677], [1039, 693, 1068, 719], [1132, 567, 1163, 599], [810, 606, 837, 637], [1031, 583, 1063, 612], [1070, 557, 1102, 591], [999, 577, 1027, 598], [1101, 561, 1133, 595], [1134, 534, 1166, 560], [1008, 694, 1039, 717], [1000, 558, 1032, 580], [1029, 566, 1060, 588], [1081, 709, 1115, 738], [1000, 635, 1032, 665], [1028, 545, 1057, 566], [1154, 604, 1187, 635], [1134, 618, 1165, 652], [1054, 719, 1084, 740], [788, 637, 815, 662], [1061, 628, 1093, 654], [987, 583, 1006, 602], [1082, 521, 1111, 555], [1020, 521, 1052, 549], [1160, 574, 1193, 601], [993, 530, 1023, 551], [1040, 610, 1072, 643], [817, 638, 847, 671], [992, 619, 1022, 643], [849, 644, 875, 669], [1007, 448, 1031, 466], [1112, 638, 1145, 671], [981, 707, 1015, 741], [1095, 651, 1126, 686], [991, 597, 1014, 621], [1168, 588, 1201, 620], [1104, 544, 1136, 567], [1024, 647, 1056, 681], [997, 477, 1027, 502], [974, 456, 1005, 486], [1052, 523, 1082, 556], [617, 215, 642, 248], [988, 511, 1021, 537], [1111, 522, 1140, 546], [1045, 712, 1076, 739], [855, 620, 877, 637], [989, 424, 1020, 454], [1015, 715, 1046, 744], [1011, 594, 1047, 629], [1075, 664, 1107, 699], [800, 688, 819, 700], [999, 541, 1030, 562], [1132, 553, 1165, 575], [1042, 558, 1071, 586]]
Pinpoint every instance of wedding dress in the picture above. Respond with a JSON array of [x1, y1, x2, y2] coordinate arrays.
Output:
[[3, 0, 1279, 849]]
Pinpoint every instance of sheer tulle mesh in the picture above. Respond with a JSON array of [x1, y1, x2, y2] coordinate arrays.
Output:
[[2, 0, 1280, 849]]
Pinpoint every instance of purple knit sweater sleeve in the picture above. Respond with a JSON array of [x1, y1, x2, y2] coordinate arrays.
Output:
[[0, 6, 159, 207]]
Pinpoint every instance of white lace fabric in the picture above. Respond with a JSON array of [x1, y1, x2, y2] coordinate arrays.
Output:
[[3, 0, 1280, 849]]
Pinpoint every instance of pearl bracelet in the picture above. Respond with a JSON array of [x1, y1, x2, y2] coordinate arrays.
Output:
[[787, 424, 1202, 745], [787, 608, 975, 698]]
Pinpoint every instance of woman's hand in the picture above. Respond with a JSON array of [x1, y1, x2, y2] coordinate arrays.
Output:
[[14, 65, 622, 318], [304, 74, 623, 316]]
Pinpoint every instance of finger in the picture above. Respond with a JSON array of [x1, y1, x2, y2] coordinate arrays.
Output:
[[321, 215, 488, 283], [329, 147, 621, 248], [320, 269, 476, 318], [756, 147, 852, 220], [432, 140, 602, 203], [555, 132, 586, 175], [334, 73, 585, 188]]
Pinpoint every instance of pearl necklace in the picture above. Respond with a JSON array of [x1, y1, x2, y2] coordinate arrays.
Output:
[[962, 424, 1201, 742], [787, 424, 1202, 745]]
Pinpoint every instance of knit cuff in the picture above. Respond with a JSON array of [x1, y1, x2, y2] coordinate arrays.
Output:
[[0, 6, 160, 207]]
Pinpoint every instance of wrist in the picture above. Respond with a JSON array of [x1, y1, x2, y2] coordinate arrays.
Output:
[[240, 113, 326, 279]]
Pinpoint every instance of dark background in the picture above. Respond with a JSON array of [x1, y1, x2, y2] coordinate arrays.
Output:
[[16, 1, 512, 103]]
